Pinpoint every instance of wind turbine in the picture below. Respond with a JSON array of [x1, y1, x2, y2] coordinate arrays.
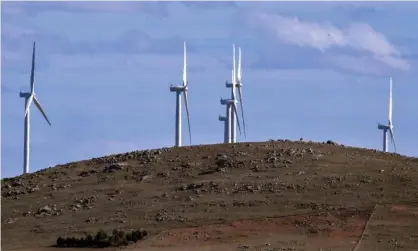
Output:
[[220, 63, 242, 143], [377, 77, 396, 153], [19, 42, 52, 174], [225, 45, 246, 143], [169, 41, 191, 147], [236, 46, 246, 140], [218, 115, 227, 143]]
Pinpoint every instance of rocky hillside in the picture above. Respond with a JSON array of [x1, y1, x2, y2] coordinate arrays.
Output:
[[2, 140, 418, 250]]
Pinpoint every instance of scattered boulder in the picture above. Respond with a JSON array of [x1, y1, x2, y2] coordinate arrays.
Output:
[[36, 205, 53, 216], [180, 183, 204, 191], [79, 169, 98, 177], [71, 196, 96, 211], [215, 154, 232, 167], [326, 140, 337, 145], [103, 163, 125, 173]]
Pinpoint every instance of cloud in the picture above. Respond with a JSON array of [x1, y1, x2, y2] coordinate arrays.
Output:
[[182, 1, 237, 10], [1, 28, 196, 75], [327, 54, 389, 76], [3, 1, 237, 17], [2, 27, 190, 55], [1, 1, 169, 17], [251, 13, 410, 71]]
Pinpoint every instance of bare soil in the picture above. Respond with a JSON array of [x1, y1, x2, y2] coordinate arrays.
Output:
[[2, 140, 418, 251]]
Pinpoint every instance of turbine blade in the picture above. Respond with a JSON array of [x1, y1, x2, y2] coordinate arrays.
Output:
[[233, 103, 241, 136], [232, 44, 236, 85], [33, 95, 51, 126], [237, 86, 246, 139], [24, 94, 34, 117], [231, 69, 236, 99], [389, 77, 392, 124], [183, 90, 191, 145], [183, 41, 187, 86], [238, 47, 242, 81], [389, 128, 396, 153], [30, 42, 36, 94]]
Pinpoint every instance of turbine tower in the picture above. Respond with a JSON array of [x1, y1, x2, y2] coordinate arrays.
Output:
[[218, 115, 227, 143], [169, 41, 191, 147], [19, 42, 52, 174], [377, 77, 396, 153]]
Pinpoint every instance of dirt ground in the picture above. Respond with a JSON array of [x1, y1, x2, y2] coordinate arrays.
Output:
[[2, 140, 418, 251]]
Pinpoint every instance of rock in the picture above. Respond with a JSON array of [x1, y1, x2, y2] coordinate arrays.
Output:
[[23, 211, 32, 216], [103, 163, 124, 173], [285, 148, 297, 156], [37, 205, 52, 214], [139, 174, 152, 182], [284, 159, 293, 164], [28, 186, 40, 193], [11, 181, 24, 187], [326, 140, 337, 145], [180, 183, 204, 191], [79, 169, 97, 177], [85, 217, 97, 223], [155, 212, 166, 222], [157, 171, 170, 178], [251, 166, 262, 172], [216, 167, 227, 173]]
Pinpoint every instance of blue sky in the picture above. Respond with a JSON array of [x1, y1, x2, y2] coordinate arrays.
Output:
[[1, 1, 417, 178]]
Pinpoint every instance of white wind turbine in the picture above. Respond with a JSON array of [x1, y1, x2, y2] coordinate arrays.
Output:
[[231, 45, 246, 142], [220, 49, 242, 143], [169, 41, 191, 147], [377, 77, 396, 153], [19, 42, 52, 174], [221, 44, 245, 143]]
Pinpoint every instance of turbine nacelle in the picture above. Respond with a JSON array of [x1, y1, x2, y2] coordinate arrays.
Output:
[[19, 92, 31, 98], [220, 98, 236, 105], [377, 124, 392, 131], [225, 82, 241, 88], [169, 85, 187, 92]]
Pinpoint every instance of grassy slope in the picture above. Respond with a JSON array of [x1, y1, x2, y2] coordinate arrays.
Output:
[[2, 140, 418, 250]]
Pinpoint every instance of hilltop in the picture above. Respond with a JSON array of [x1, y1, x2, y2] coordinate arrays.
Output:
[[2, 140, 418, 251]]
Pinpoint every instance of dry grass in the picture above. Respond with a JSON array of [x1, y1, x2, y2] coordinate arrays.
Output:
[[2, 140, 418, 250]]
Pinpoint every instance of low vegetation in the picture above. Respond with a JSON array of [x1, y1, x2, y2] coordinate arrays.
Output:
[[55, 229, 148, 248]]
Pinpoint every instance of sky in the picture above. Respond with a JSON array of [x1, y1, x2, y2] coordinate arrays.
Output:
[[1, 1, 418, 178]]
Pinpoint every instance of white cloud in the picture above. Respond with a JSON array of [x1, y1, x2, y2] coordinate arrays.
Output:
[[328, 54, 386, 75], [253, 13, 409, 71]]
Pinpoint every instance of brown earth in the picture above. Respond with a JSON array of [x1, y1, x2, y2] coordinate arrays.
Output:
[[2, 140, 418, 251]]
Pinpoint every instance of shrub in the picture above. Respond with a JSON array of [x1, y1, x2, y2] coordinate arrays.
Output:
[[55, 228, 147, 248], [95, 229, 108, 242], [86, 234, 93, 242], [126, 232, 133, 242], [56, 237, 64, 247]]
